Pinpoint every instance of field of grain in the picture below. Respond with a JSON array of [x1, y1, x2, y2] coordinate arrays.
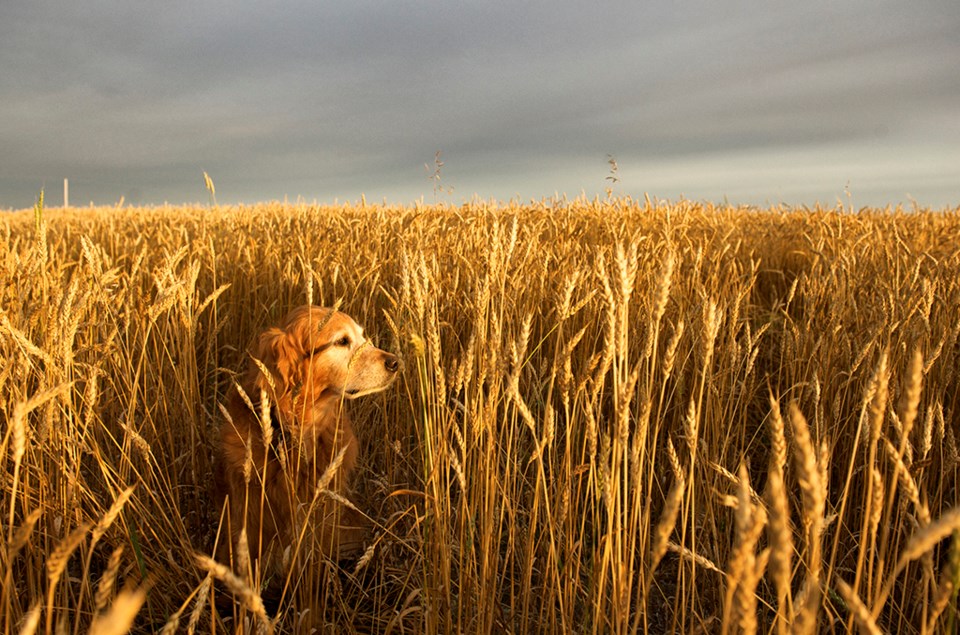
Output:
[[2, 197, 960, 634]]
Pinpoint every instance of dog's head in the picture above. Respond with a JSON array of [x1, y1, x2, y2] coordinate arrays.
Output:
[[249, 306, 401, 415]]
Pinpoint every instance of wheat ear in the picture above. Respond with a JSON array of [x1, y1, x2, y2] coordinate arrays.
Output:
[[186, 575, 212, 635], [17, 602, 42, 635], [787, 403, 824, 634], [650, 439, 685, 574], [88, 587, 147, 635], [91, 486, 136, 547], [95, 546, 125, 612], [873, 506, 960, 619], [44, 522, 92, 634], [834, 578, 883, 635], [767, 395, 793, 628], [195, 554, 269, 623]]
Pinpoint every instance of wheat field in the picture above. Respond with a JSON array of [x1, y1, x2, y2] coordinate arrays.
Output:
[[2, 196, 960, 634]]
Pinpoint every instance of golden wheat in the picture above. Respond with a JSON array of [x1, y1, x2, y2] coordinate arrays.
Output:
[[88, 587, 148, 635], [94, 546, 125, 613], [3, 198, 960, 633], [835, 577, 884, 635]]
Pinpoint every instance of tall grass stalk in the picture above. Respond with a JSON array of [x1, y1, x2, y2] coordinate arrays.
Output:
[[2, 198, 960, 632]]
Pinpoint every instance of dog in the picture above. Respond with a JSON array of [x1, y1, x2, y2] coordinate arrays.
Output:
[[216, 305, 401, 577]]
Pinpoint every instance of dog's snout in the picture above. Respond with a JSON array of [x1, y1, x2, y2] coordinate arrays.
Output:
[[384, 354, 401, 373]]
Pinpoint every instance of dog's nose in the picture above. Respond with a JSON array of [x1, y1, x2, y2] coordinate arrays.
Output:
[[384, 355, 401, 373]]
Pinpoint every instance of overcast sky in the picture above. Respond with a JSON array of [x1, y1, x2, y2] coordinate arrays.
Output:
[[2, 1, 958, 210]]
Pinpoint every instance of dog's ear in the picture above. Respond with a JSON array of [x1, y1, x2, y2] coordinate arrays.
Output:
[[253, 327, 302, 395]]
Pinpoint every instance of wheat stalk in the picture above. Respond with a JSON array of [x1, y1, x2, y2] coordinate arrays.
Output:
[[88, 586, 147, 635], [8, 382, 74, 531], [186, 575, 212, 635], [895, 507, 960, 574], [91, 486, 136, 547], [5, 198, 960, 632], [884, 438, 931, 526], [650, 439, 685, 574], [259, 388, 273, 450], [195, 554, 270, 624], [924, 531, 959, 633], [874, 506, 960, 619], [45, 522, 92, 633], [666, 542, 723, 574], [236, 527, 251, 580], [835, 578, 884, 635], [313, 443, 350, 500], [8, 508, 42, 558], [787, 403, 824, 633], [17, 602, 41, 635], [353, 541, 378, 576], [767, 397, 794, 630], [95, 546, 125, 612], [661, 318, 685, 384], [867, 350, 889, 448], [723, 463, 766, 635], [898, 350, 923, 451], [643, 249, 674, 360]]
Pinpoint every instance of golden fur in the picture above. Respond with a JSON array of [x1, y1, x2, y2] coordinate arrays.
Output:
[[216, 305, 401, 574]]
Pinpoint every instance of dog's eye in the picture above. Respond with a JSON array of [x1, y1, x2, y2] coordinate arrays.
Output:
[[336, 336, 351, 347]]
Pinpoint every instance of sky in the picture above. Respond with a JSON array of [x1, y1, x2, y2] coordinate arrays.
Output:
[[2, 1, 958, 210]]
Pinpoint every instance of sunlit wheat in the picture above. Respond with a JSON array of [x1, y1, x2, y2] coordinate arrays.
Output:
[[2, 197, 960, 633]]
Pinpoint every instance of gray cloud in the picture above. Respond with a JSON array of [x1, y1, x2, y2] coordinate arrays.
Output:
[[2, 1, 958, 209]]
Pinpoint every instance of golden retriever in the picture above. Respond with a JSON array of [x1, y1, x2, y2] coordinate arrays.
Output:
[[217, 305, 401, 576]]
